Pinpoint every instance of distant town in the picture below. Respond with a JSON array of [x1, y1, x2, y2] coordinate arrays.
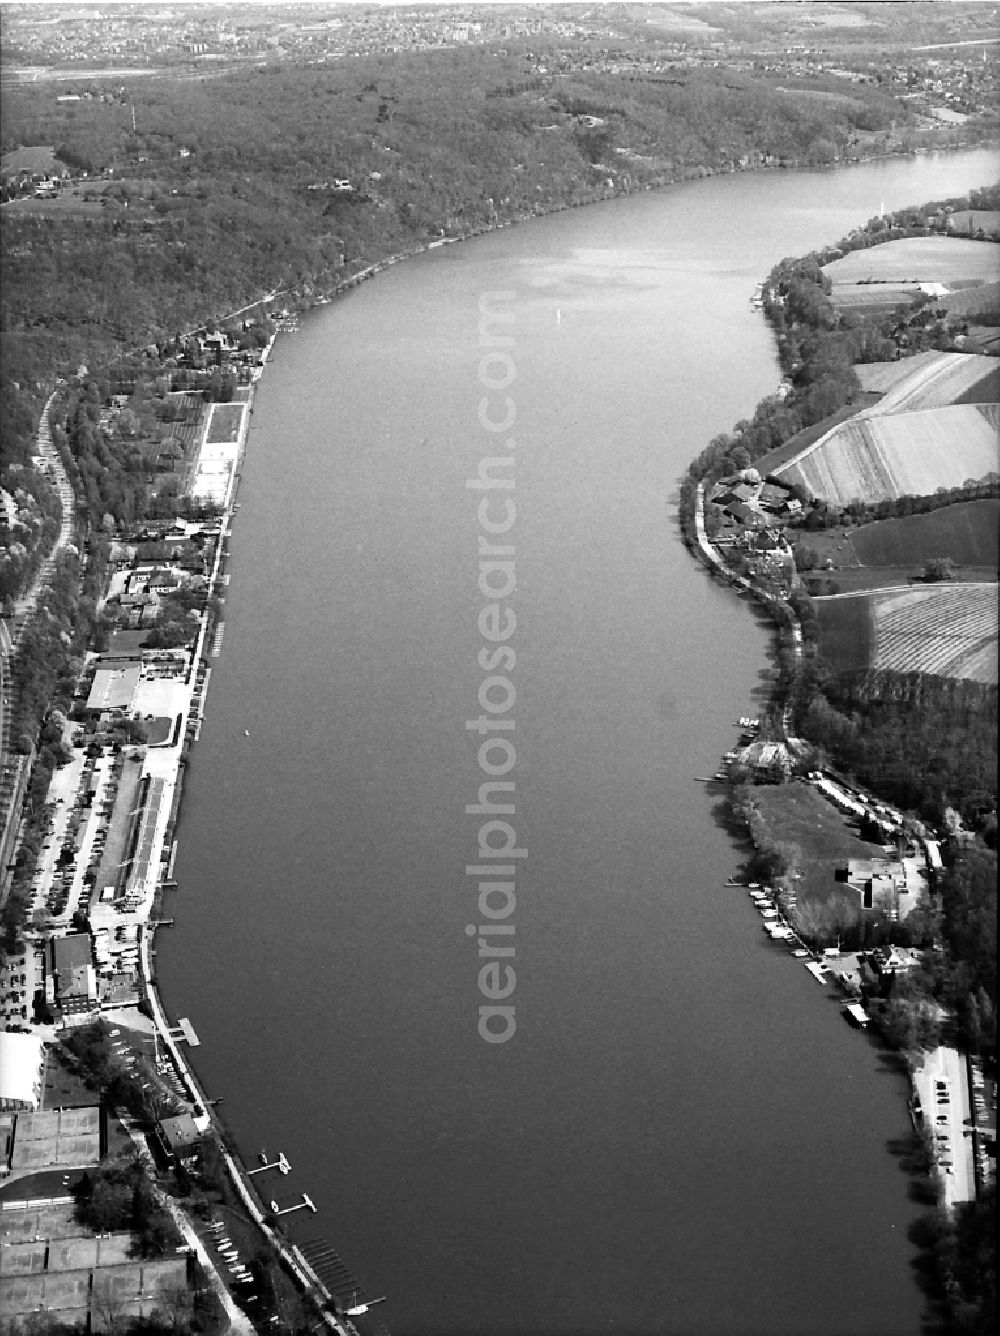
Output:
[[0, 4, 997, 1334]]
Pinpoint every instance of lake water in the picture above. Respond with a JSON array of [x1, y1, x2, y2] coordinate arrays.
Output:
[[162, 149, 997, 1336]]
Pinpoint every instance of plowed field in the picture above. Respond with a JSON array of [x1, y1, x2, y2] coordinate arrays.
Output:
[[872, 583, 998, 682], [855, 350, 996, 409], [774, 404, 999, 504]]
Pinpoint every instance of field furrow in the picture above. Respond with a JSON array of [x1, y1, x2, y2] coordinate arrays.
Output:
[[868, 351, 997, 414], [871, 584, 999, 681], [776, 404, 999, 504]]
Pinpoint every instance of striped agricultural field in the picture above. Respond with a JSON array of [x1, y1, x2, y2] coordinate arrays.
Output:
[[871, 583, 998, 682], [854, 350, 996, 409], [824, 236, 1000, 285], [855, 350, 946, 395], [774, 404, 999, 505]]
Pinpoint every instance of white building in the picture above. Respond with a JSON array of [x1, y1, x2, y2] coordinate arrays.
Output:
[[0, 1032, 45, 1111]]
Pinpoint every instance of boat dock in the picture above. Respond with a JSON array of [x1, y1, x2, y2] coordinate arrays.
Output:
[[168, 1016, 201, 1047], [743, 885, 834, 981]]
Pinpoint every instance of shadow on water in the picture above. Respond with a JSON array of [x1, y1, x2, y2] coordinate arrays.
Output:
[[708, 793, 753, 850], [881, 1129, 950, 1323], [875, 1047, 913, 1076]]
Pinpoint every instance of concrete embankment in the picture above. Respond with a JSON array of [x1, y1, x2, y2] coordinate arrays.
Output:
[[141, 361, 357, 1334]]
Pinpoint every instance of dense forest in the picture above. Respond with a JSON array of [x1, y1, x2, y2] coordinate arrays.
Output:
[[0, 46, 971, 436], [1, 45, 959, 685]]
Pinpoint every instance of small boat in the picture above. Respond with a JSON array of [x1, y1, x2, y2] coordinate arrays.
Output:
[[244, 729, 250, 737]]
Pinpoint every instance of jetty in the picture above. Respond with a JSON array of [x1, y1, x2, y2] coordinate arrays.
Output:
[[270, 1193, 316, 1217], [248, 1150, 292, 1177], [167, 1016, 201, 1047]]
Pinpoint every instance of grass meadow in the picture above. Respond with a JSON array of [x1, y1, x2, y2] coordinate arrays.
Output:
[[815, 592, 873, 673]]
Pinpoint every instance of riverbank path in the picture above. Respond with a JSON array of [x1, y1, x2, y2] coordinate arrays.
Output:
[[115, 1107, 257, 1336], [1, 389, 75, 836], [694, 480, 808, 754]]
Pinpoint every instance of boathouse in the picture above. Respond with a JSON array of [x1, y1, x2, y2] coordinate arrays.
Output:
[[155, 1112, 203, 1167]]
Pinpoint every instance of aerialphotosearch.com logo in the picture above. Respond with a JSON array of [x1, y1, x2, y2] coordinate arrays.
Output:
[[465, 290, 520, 1046]]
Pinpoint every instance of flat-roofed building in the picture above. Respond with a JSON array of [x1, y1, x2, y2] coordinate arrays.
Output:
[[50, 935, 97, 1017], [0, 1032, 44, 1111], [85, 663, 141, 716], [154, 1113, 202, 1166]]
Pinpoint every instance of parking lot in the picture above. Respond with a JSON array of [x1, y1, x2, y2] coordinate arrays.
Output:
[[914, 1046, 975, 1206]]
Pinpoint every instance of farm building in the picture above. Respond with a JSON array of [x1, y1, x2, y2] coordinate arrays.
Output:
[[725, 500, 770, 529], [735, 740, 792, 783]]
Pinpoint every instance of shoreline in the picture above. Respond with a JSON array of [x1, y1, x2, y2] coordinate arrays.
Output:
[[137, 368, 360, 1332], [271, 136, 997, 320], [98, 142, 993, 1330]]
